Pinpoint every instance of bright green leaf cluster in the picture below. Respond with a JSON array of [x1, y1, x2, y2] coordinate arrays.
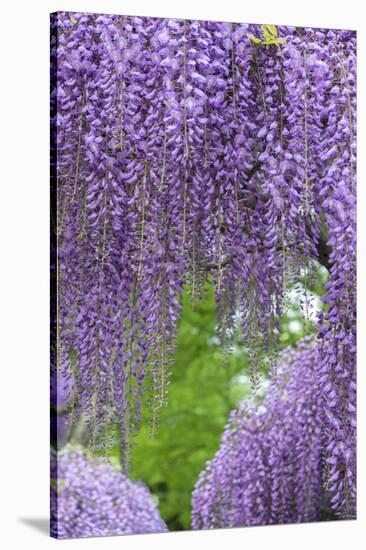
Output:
[[248, 24, 286, 47]]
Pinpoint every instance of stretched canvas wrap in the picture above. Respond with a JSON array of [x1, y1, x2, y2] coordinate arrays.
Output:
[[50, 11, 356, 539]]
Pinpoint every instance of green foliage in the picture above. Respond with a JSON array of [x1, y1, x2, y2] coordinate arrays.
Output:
[[129, 283, 249, 530]]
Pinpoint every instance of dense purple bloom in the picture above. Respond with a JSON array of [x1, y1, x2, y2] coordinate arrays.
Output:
[[50, 446, 167, 538], [192, 341, 324, 528], [51, 12, 356, 520]]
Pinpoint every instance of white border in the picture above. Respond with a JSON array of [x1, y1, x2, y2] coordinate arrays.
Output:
[[1, 1, 364, 548]]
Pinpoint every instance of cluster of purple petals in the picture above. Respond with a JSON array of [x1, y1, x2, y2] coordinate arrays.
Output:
[[192, 340, 325, 528], [51, 12, 356, 485], [314, 32, 356, 519], [50, 446, 167, 538]]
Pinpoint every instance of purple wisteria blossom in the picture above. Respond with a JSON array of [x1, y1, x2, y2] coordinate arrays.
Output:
[[50, 446, 167, 538], [192, 341, 324, 528], [51, 11, 356, 525]]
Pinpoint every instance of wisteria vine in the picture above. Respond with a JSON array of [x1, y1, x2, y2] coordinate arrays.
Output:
[[51, 12, 356, 520]]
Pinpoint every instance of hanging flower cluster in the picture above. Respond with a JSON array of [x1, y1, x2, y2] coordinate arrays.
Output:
[[192, 72, 357, 522], [314, 33, 356, 519], [192, 340, 324, 528], [50, 446, 167, 538], [51, 12, 356, 484]]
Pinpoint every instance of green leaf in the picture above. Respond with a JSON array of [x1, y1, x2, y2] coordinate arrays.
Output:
[[262, 39, 278, 45], [262, 37, 286, 47], [70, 15, 77, 26], [262, 24, 277, 38], [247, 33, 262, 44]]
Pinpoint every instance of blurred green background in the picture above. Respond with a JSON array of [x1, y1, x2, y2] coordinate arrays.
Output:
[[98, 267, 328, 531]]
